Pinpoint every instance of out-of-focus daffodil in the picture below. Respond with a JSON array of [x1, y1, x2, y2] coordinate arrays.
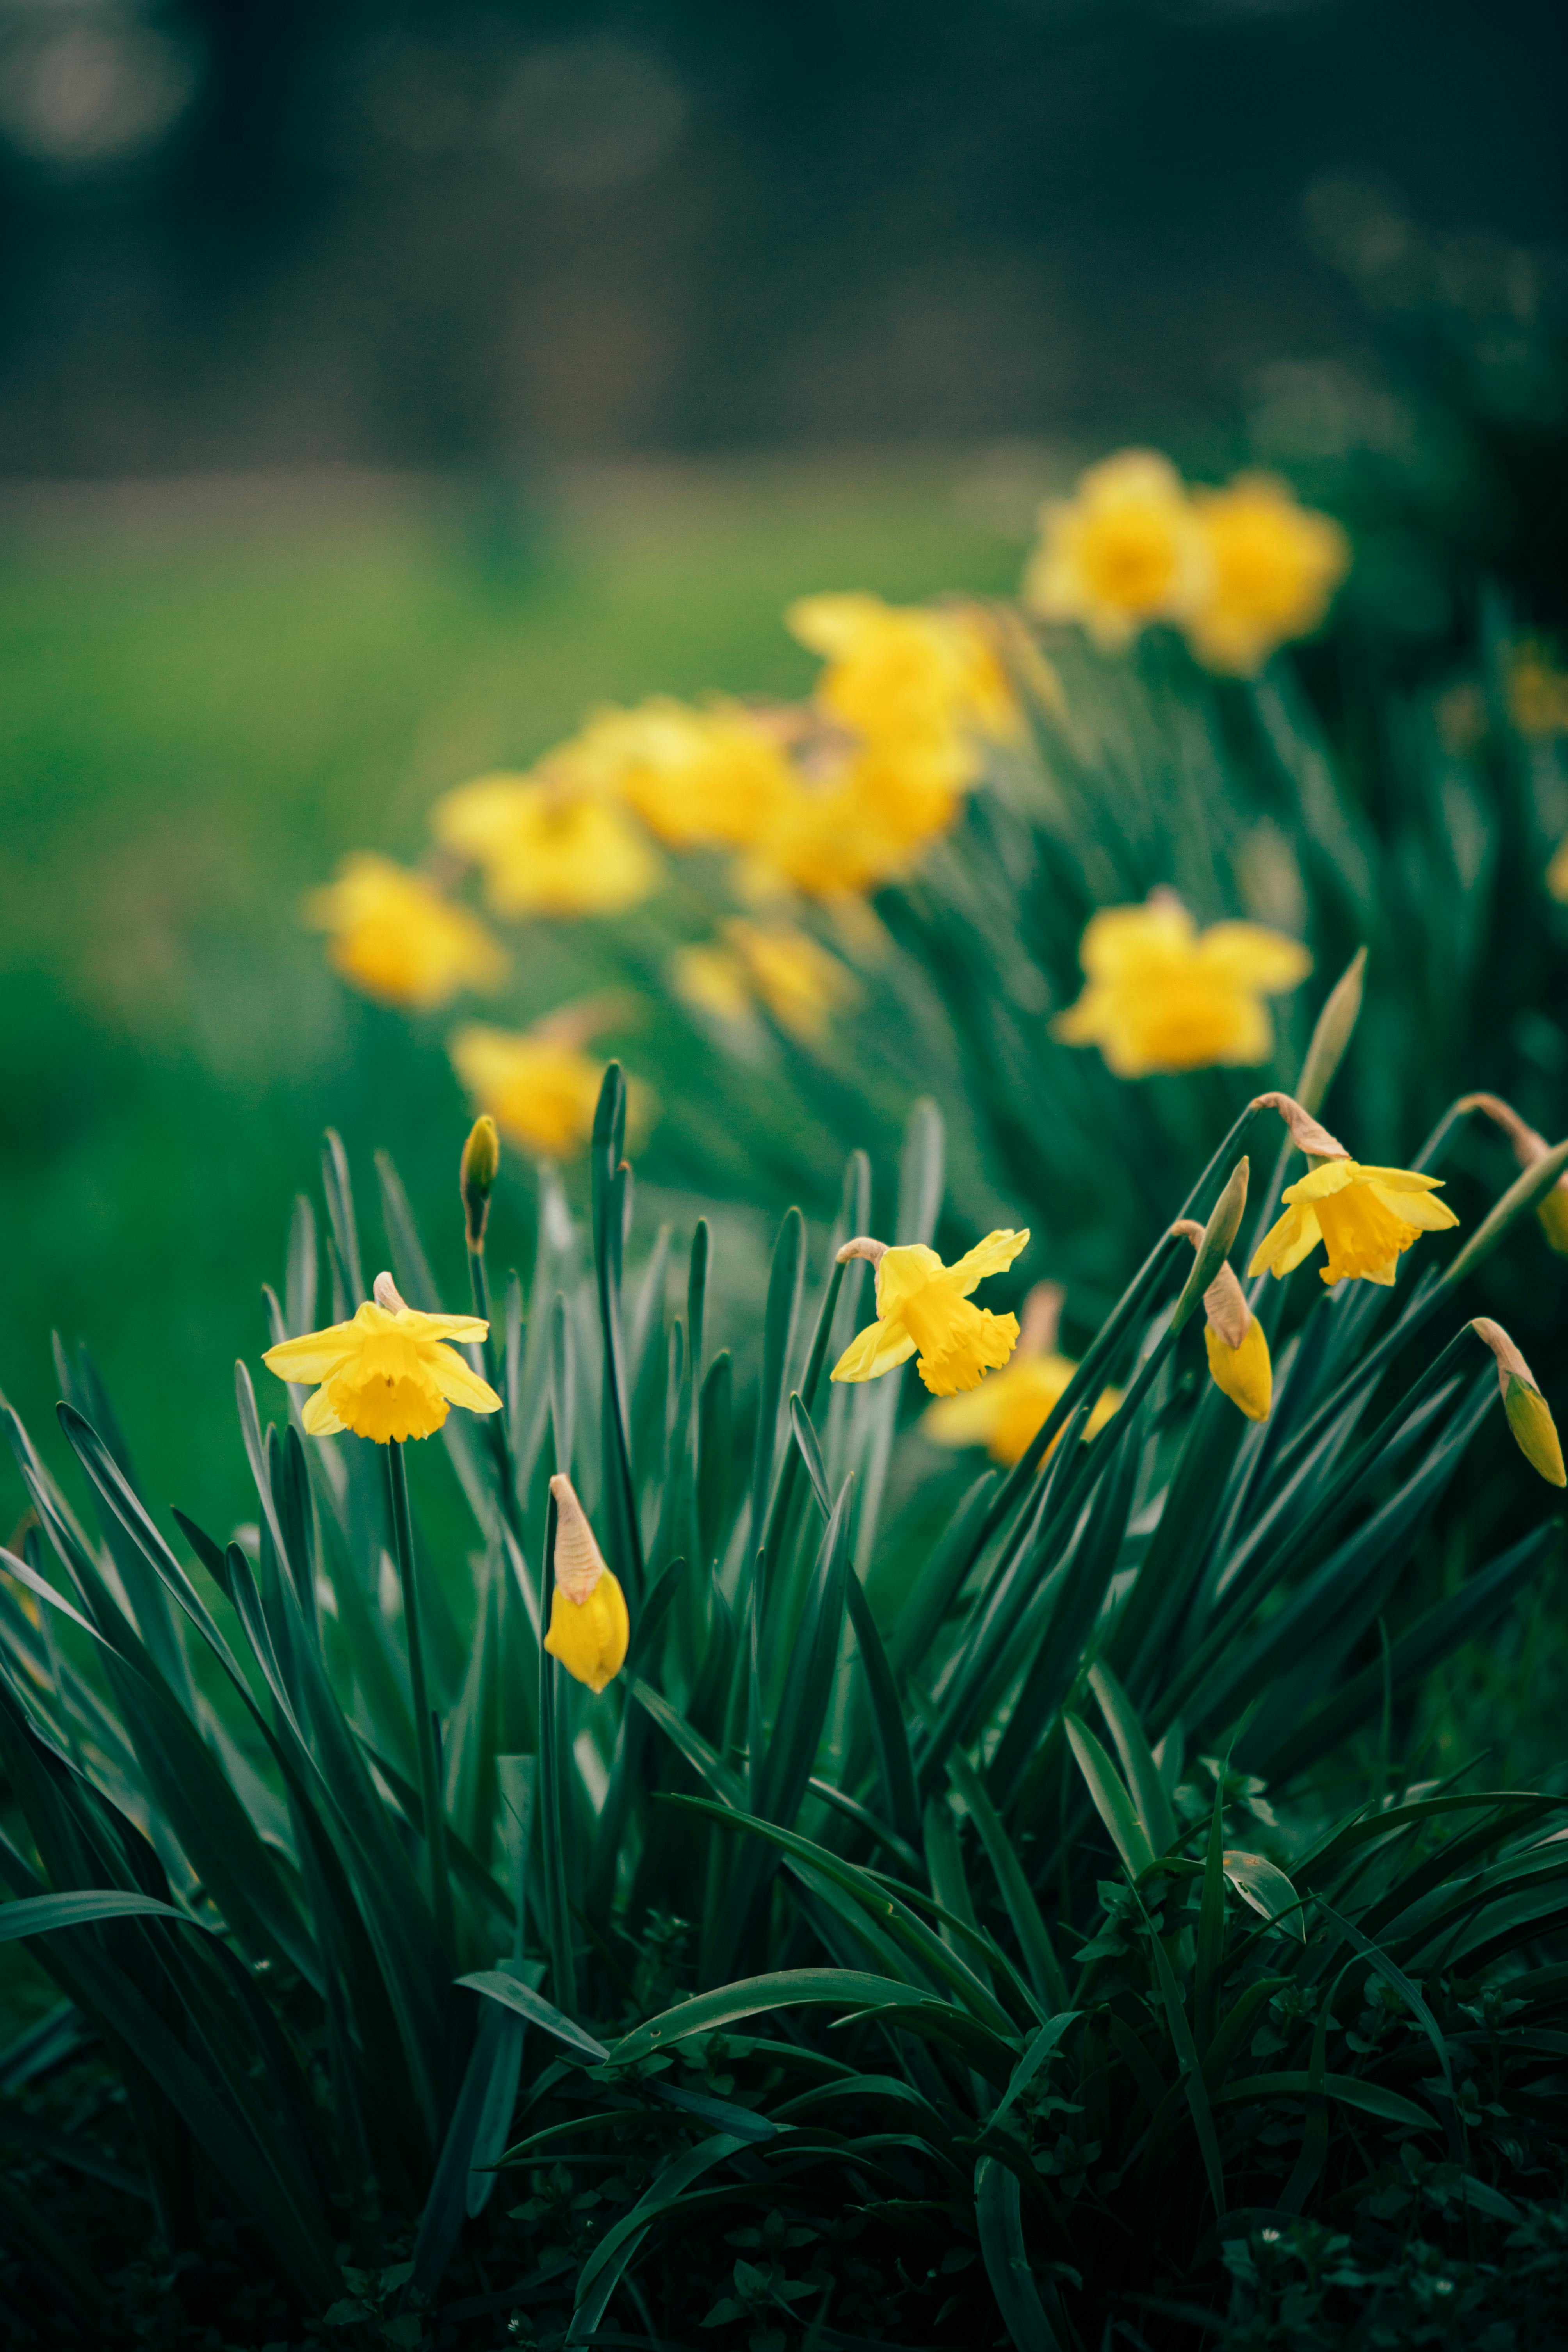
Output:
[[1054, 891, 1311, 1076], [1507, 641, 1568, 740], [1471, 1319, 1566, 1487], [923, 1282, 1120, 1462], [544, 1474, 629, 1692], [450, 1016, 639, 1162], [1023, 451, 1205, 650], [787, 593, 1021, 765], [831, 1228, 1028, 1398], [737, 735, 970, 903], [675, 919, 856, 1043], [1249, 1150, 1458, 1289], [567, 699, 798, 850], [1546, 832, 1568, 905], [432, 772, 660, 916], [263, 1271, 501, 1444], [1182, 475, 1350, 676], [306, 854, 506, 1010]]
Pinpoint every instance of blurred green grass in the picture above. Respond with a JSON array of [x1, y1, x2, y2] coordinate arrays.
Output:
[[0, 457, 1028, 1540]]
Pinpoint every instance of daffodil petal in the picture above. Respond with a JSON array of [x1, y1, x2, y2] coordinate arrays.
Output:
[[1249, 1203, 1322, 1279], [426, 1345, 503, 1413], [263, 1323, 361, 1382], [873, 1244, 945, 1315], [301, 1387, 347, 1436], [831, 1318, 917, 1384], [1194, 924, 1313, 993], [1366, 1183, 1458, 1231], [922, 1386, 1005, 1446], [947, 1228, 1031, 1295], [400, 1309, 491, 1343], [1356, 1165, 1449, 1195]]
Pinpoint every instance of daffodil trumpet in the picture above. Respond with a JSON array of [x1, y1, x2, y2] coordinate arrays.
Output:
[[1247, 1093, 1459, 1288], [544, 1475, 630, 1693], [1470, 1319, 1566, 1487], [1171, 1215, 1271, 1421], [921, 1279, 1122, 1463], [830, 1228, 1029, 1397]]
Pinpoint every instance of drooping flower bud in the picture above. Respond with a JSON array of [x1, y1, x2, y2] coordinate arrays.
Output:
[[1173, 1218, 1272, 1421], [460, 1114, 501, 1251], [1470, 1319, 1567, 1487], [1460, 1093, 1568, 1258], [544, 1473, 630, 1692], [1248, 1091, 1349, 1164]]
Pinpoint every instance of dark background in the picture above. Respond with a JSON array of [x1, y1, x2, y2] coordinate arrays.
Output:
[[0, 0, 1563, 475]]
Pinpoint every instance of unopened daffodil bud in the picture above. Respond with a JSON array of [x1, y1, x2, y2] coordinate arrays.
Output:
[[1470, 1319, 1566, 1487], [1459, 1093, 1568, 1258], [460, 1114, 500, 1251], [1172, 1218, 1271, 1420], [544, 1474, 630, 1692]]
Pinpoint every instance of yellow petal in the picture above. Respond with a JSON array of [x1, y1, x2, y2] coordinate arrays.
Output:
[[1205, 1318, 1272, 1421], [1364, 1182, 1459, 1233], [1248, 1203, 1321, 1279], [398, 1309, 491, 1344], [830, 1317, 917, 1385], [1352, 1165, 1450, 1195], [425, 1345, 503, 1414], [946, 1228, 1031, 1296], [262, 1321, 361, 1382], [301, 1387, 346, 1436], [922, 1384, 1007, 1447], [544, 1571, 630, 1692], [1194, 923, 1313, 993], [873, 1244, 945, 1315], [1536, 1185, 1568, 1256]]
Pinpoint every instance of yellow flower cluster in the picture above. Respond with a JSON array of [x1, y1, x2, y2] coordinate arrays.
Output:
[[673, 918, 857, 1044], [1025, 451, 1350, 675]]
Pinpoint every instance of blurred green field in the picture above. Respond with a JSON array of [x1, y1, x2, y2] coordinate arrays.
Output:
[[0, 457, 1032, 1540]]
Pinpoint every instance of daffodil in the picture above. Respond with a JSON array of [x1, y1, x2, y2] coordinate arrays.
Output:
[[263, 1271, 501, 1444], [432, 772, 660, 916], [1169, 1220, 1273, 1420], [1249, 1159, 1458, 1288], [1506, 641, 1568, 740], [450, 1022, 612, 1162], [1182, 475, 1350, 676], [1547, 832, 1568, 906], [1023, 450, 1206, 650], [566, 699, 797, 850], [923, 1284, 1120, 1462], [1469, 1321, 1566, 1487], [306, 854, 506, 1010], [1054, 891, 1311, 1076], [831, 1229, 1028, 1398], [544, 1474, 630, 1692], [675, 919, 856, 1043], [787, 593, 1021, 765]]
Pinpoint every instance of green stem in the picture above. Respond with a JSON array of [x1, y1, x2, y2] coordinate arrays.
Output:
[[468, 1244, 526, 1546], [386, 1440, 454, 1954]]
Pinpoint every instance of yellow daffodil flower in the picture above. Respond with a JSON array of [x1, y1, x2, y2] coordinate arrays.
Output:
[[1249, 1160, 1458, 1288], [263, 1271, 501, 1444], [737, 731, 970, 903], [1054, 891, 1311, 1076], [831, 1229, 1029, 1398], [450, 1021, 626, 1162], [1023, 450, 1206, 650], [544, 1474, 630, 1692], [565, 698, 798, 850], [432, 772, 660, 916], [787, 593, 1021, 764], [1182, 475, 1350, 676], [922, 1285, 1119, 1462], [306, 854, 506, 1011], [675, 920, 856, 1043]]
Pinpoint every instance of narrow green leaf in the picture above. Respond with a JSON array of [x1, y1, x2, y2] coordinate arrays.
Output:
[[1063, 1714, 1157, 1882]]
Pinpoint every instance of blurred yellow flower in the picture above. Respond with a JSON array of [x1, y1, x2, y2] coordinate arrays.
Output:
[[1023, 451, 1205, 650], [1249, 1160, 1458, 1288], [831, 1228, 1028, 1398], [1183, 475, 1350, 676], [738, 734, 970, 902], [1547, 834, 1568, 904], [544, 1474, 629, 1693], [787, 593, 1021, 764], [263, 1271, 500, 1444], [306, 853, 505, 1011], [450, 1022, 615, 1162], [567, 699, 797, 850], [1507, 641, 1568, 739], [432, 772, 660, 916], [922, 1287, 1120, 1462], [675, 919, 857, 1043], [1055, 892, 1311, 1076]]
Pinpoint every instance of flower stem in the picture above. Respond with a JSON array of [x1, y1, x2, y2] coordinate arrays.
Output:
[[385, 1438, 454, 1953], [468, 1241, 526, 1545]]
